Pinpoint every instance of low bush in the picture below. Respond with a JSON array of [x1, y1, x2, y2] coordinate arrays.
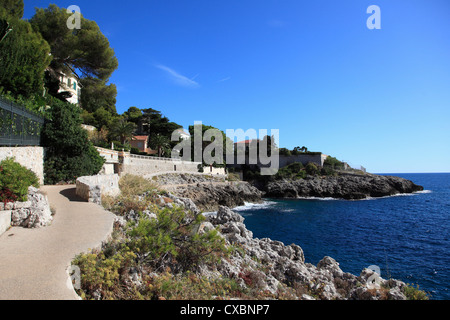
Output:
[[275, 162, 306, 180], [0, 157, 39, 203], [73, 204, 231, 300], [403, 284, 429, 300], [305, 162, 319, 175], [127, 206, 228, 273], [119, 174, 159, 198]]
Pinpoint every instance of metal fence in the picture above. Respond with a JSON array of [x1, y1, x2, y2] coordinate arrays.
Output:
[[0, 96, 45, 146]]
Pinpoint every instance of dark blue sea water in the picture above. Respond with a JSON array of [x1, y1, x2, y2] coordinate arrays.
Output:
[[234, 173, 450, 300]]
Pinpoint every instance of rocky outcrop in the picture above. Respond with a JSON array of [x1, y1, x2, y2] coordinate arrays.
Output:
[[172, 182, 263, 212], [3, 186, 54, 228], [264, 172, 424, 200], [205, 206, 409, 300]]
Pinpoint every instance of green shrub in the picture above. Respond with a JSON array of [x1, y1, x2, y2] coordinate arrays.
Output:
[[0, 157, 39, 202], [275, 162, 305, 180], [403, 284, 429, 300], [127, 206, 228, 273], [73, 247, 137, 300], [324, 156, 345, 170], [305, 162, 319, 175], [119, 174, 159, 198], [42, 99, 105, 184]]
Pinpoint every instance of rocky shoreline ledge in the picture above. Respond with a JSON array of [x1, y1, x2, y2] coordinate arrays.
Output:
[[72, 173, 428, 300], [263, 172, 424, 200], [154, 173, 263, 211], [204, 206, 410, 300], [110, 192, 417, 300], [156, 172, 425, 210]]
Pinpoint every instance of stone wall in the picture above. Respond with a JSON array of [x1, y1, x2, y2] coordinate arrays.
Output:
[[278, 154, 328, 168], [76, 174, 120, 205], [0, 211, 11, 236], [96, 147, 201, 177], [122, 155, 201, 176], [0, 147, 44, 185], [0, 186, 53, 231]]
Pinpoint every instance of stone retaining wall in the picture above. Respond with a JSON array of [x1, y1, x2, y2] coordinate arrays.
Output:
[[122, 156, 201, 176], [76, 174, 121, 205], [0, 147, 44, 185], [0, 211, 11, 236]]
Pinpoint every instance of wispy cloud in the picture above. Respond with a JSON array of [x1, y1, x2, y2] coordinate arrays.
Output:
[[218, 76, 231, 83], [155, 64, 200, 88]]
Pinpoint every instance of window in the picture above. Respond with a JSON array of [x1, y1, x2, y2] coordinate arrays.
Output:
[[73, 81, 77, 90]]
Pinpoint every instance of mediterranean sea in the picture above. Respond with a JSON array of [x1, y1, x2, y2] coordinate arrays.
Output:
[[234, 173, 450, 300]]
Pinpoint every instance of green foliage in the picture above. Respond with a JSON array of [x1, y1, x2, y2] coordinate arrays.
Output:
[[275, 162, 306, 180], [79, 77, 117, 114], [305, 162, 319, 175], [73, 202, 230, 300], [324, 156, 345, 170], [279, 148, 291, 156], [119, 174, 159, 198], [108, 118, 137, 145], [0, 157, 39, 202], [127, 206, 228, 273], [41, 99, 104, 184], [149, 134, 170, 157], [0, 90, 49, 117], [0, 12, 51, 98], [0, 0, 24, 19], [403, 284, 429, 300], [73, 247, 137, 300], [30, 4, 118, 82], [188, 123, 233, 165]]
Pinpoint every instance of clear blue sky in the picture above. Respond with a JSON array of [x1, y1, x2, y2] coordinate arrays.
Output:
[[23, 0, 450, 173]]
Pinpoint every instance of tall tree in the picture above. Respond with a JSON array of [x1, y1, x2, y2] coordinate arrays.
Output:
[[108, 118, 137, 145], [0, 0, 24, 19], [141, 108, 182, 137], [0, 11, 51, 97], [79, 77, 117, 114], [149, 134, 171, 157], [30, 4, 118, 83]]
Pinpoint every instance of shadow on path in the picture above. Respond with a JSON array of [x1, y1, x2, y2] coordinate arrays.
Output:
[[59, 187, 86, 202]]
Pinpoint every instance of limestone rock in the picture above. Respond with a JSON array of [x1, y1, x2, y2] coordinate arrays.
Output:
[[265, 172, 424, 200], [10, 186, 53, 228]]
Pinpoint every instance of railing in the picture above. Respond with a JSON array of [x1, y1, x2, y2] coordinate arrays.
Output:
[[0, 96, 45, 146], [130, 153, 201, 165]]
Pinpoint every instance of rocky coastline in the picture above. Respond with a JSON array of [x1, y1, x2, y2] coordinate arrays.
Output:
[[263, 172, 424, 200], [155, 173, 263, 211], [75, 172, 427, 300], [203, 206, 410, 300], [158, 172, 425, 210], [149, 172, 425, 299]]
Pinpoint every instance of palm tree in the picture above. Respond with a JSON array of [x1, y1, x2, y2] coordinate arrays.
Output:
[[150, 134, 170, 157], [109, 118, 136, 145]]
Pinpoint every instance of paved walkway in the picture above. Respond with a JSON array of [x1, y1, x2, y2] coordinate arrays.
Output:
[[0, 185, 115, 300]]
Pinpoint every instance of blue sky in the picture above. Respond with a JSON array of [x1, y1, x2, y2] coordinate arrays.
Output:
[[23, 0, 450, 173]]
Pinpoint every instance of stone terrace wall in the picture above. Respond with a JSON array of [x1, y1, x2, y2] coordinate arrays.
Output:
[[0, 147, 44, 185], [279, 154, 328, 168], [76, 174, 120, 205], [122, 155, 201, 176]]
